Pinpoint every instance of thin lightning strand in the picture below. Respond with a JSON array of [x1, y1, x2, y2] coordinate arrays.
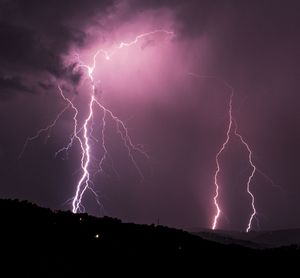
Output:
[[118, 30, 175, 48], [100, 29, 175, 60], [18, 100, 70, 160], [212, 91, 234, 230], [95, 110, 120, 179], [98, 109, 108, 172], [234, 122, 257, 232], [93, 98, 149, 180], [55, 86, 85, 161]]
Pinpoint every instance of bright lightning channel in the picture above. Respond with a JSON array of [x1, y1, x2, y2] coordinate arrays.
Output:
[[19, 30, 174, 214]]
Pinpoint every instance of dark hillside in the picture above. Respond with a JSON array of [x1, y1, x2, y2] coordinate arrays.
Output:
[[0, 199, 298, 276]]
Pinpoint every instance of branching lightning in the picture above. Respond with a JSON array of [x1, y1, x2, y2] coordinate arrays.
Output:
[[189, 73, 277, 232], [18, 102, 71, 160], [19, 30, 174, 214]]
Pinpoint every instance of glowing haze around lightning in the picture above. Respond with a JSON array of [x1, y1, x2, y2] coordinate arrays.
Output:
[[19, 30, 174, 214]]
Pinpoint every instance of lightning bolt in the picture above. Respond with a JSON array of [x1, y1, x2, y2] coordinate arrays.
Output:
[[97, 29, 175, 60], [55, 86, 84, 161], [233, 121, 256, 232], [188, 73, 277, 232], [18, 102, 71, 160], [19, 30, 174, 214], [212, 89, 234, 230]]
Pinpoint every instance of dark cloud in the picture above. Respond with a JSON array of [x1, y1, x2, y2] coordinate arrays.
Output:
[[0, 74, 32, 99], [2, 0, 297, 99], [0, 0, 116, 99]]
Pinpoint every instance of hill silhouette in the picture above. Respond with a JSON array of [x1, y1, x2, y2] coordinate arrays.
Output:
[[192, 228, 300, 248], [0, 199, 299, 276]]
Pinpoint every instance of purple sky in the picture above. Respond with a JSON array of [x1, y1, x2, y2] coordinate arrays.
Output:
[[0, 0, 299, 231]]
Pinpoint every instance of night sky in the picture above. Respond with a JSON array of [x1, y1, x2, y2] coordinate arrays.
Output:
[[0, 0, 299, 231]]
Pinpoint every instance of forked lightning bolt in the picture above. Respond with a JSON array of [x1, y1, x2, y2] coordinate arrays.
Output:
[[189, 73, 277, 232], [211, 83, 258, 232], [19, 30, 174, 214]]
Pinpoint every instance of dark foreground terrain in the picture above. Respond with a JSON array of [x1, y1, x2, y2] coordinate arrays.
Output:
[[0, 199, 299, 276], [192, 227, 300, 249]]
